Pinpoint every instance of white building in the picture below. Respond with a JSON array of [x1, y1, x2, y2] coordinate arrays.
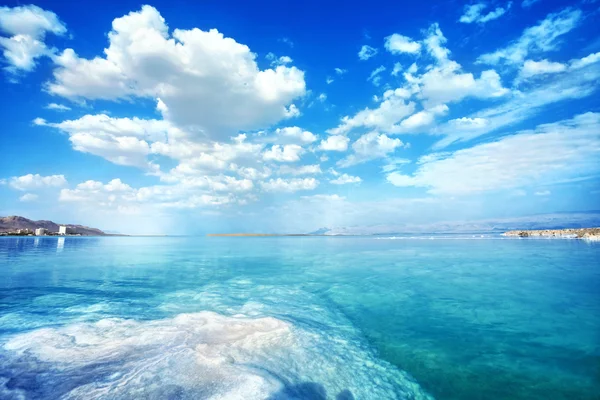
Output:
[[35, 228, 47, 236], [58, 226, 74, 235]]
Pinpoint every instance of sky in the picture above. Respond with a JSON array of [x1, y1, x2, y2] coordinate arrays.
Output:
[[0, 0, 599, 234]]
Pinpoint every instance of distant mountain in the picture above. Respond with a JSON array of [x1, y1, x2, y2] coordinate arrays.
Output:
[[0, 216, 106, 236], [308, 227, 331, 235], [311, 211, 600, 236]]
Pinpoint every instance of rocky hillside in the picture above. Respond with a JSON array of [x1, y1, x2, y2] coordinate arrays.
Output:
[[0, 216, 106, 236]]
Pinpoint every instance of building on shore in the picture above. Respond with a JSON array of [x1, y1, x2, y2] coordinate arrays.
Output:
[[35, 228, 48, 236], [59, 226, 75, 235]]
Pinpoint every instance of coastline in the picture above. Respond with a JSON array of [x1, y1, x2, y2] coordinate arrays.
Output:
[[502, 228, 600, 241]]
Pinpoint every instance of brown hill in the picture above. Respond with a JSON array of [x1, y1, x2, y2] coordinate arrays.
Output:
[[0, 216, 106, 236]]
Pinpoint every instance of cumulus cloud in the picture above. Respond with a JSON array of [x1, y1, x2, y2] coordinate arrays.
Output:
[[0, 4, 66, 74], [338, 132, 406, 167], [358, 45, 377, 60], [46, 6, 306, 139], [327, 89, 415, 135], [334, 68, 347, 75], [260, 178, 318, 192], [384, 34, 421, 54], [37, 114, 171, 169], [459, 3, 512, 24], [262, 144, 304, 162], [266, 52, 293, 66], [517, 59, 567, 81], [319, 135, 350, 152], [273, 126, 318, 145], [2, 173, 67, 191], [398, 104, 449, 131], [328, 23, 508, 137], [387, 113, 600, 194], [477, 8, 581, 65]]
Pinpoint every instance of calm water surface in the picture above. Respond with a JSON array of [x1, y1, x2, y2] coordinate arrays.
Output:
[[0, 236, 598, 399]]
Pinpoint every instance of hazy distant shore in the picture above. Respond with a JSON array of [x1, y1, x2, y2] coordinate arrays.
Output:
[[503, 228, 600, 240]]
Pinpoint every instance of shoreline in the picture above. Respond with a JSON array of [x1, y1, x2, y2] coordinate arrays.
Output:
[[502, 228, 600, 241]]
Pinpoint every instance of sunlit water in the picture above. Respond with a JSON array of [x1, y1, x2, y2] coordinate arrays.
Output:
[[0, 236, 598, 400]]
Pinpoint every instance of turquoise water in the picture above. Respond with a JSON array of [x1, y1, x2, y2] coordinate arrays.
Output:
[[0, 236, 598, 399]]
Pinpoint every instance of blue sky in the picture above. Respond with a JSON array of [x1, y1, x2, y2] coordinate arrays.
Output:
[[0, 0, 599, 234]]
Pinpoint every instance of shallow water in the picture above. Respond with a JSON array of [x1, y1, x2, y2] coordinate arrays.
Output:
[[0, 236, 598, 399]]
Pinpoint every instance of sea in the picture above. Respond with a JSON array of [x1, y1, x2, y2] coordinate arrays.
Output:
[[0, 235, 598, 400]]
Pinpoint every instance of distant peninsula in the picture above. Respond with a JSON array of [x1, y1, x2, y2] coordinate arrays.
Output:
[[503, 228, 600, 240], [0, 216, 108, 236]]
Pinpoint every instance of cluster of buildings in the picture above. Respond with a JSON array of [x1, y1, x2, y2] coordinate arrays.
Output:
[[35, 226, 76, 236], [1, 226, 78, 236]]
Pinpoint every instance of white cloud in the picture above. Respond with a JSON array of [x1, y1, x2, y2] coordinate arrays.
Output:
[[59, 177, 250, 213], [517, 59, 567, 80], [384, 34, 421, 54], [391, 62, 402, 76], [262, 144, 304, 162], [433, 57, 600, 148], [19, 193, 38, 202], [477, 8, 581, 65], [274, 126, 318, 145], [328, 89, 415, 135], [334, 68, 347, 75], [326, 77, 334, 84], [39, 114, 171, 168], [279, 164, 321, 176], [3, 173, 67, 191], [319, 135, 350, 152], [46, 6, 306, 139], [358, 45, 377, 61], [417, 59, 508, 106], [570, 52, 600, 70], [534, 190, 551, 196], [459, 2, 511, 24], [447, 117, 489, 130], [260, 178, 318, 192], [423, 23, 451, 63], [266, 53, 293, 66], [367, 65, 386, 86], [338, 131, 406, 167], [0, 5, 65, 38], [398, 104, 449, 131], [328, 24, 508, 137], [387, 113, 600, 194], [318, 93, 327, 102], [330, 173, 362, 185], [45, 103, 71, 111], [0, 5, 66, 73]]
